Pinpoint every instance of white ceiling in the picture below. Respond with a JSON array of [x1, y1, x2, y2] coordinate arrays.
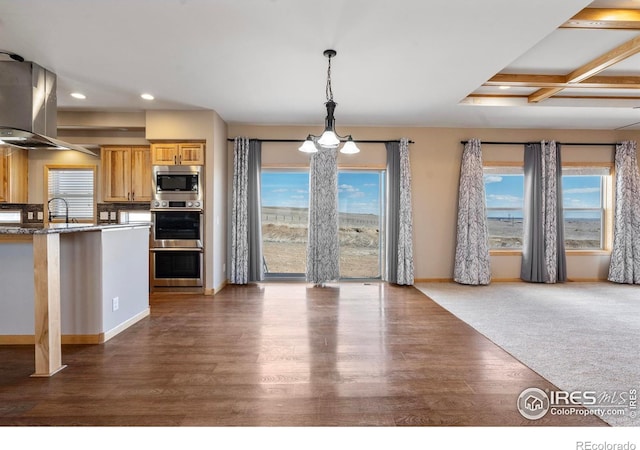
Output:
[[2, 0, 640, 130]]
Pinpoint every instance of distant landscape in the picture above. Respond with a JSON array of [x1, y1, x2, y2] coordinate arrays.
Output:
[[261, 206, 381, 277], [262, 210, 601, 276], [488, 217, 601, 249]]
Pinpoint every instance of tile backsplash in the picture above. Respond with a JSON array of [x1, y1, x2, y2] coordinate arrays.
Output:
[[0, 203, 150, 224], [0, 203, 44, 223], [97, 203, 150, 224]]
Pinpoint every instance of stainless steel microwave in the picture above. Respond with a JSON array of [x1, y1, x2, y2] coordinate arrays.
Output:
[[152, 166, 202, 202]]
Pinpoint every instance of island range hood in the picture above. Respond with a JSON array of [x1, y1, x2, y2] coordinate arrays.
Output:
[[0, 60, 97, 156]]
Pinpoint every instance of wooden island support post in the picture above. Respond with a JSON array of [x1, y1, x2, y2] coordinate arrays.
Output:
[[32, 232, 66, 377]]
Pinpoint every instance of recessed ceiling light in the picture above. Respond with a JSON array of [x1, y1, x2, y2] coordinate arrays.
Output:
[[141, 93, 154, 100], [499, 85, 511, 90], [70, 92, 86, 99]]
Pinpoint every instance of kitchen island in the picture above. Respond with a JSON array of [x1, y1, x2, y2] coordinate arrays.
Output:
[[0, 222, 151, 376]]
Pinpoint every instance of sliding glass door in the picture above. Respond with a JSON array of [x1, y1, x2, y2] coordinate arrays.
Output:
[[261, 169, 385, 279], [338, 171, 385, 279], [261, 170, 309, 276]]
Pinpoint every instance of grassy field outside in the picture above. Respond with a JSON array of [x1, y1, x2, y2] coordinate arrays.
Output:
[[261, 209, 602, 276], [261, 206, 381, 278], [488, 217, 602, 249]]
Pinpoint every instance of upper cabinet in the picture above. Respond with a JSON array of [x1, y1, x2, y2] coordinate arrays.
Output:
[[151, 143, 205, 166], [102, 146, 151, 202], [0, 147, 28, 203]]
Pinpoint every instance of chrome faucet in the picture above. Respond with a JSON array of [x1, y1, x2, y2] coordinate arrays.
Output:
[[47, 197, 69, 224]]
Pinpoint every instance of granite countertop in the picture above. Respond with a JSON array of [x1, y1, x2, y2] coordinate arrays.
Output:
[[0, 222, 151, 235]]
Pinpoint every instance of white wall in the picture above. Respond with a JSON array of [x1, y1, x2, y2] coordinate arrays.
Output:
[[212, 112, 228, 291], [101, 227, 149, 332], [60, 231, 103, 334], [0, 242, 34, 333]]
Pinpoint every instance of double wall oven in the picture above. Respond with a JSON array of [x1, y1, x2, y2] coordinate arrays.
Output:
[[150, 166, 204, 288]]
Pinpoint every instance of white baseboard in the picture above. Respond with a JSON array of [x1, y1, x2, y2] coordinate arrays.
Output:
[[101, 308, 150, 343]]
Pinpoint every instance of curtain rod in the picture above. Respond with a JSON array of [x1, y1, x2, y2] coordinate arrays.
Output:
[[227, 138, 414, 144], [460, 140, 618, 147]]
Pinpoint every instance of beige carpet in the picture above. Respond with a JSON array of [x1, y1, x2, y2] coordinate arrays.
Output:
[[415, 281, 640, 427]]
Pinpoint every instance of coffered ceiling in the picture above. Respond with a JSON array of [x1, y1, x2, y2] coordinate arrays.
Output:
[[465, 0, 640, 130], [1, 0, 640, 130]]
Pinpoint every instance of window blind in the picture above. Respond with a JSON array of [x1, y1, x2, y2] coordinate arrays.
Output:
[[47, 169, 94, 220]]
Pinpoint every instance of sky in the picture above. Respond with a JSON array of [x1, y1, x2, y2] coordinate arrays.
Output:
[[260, 170, 602, 219], [261, 171, 382, 215], [484, 174, 602, 219]]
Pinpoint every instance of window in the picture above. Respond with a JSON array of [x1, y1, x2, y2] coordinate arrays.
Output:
[[338, 170, 385, 279], [484, 166, 524, 249], [261, 170, 309, 276], [46, 166, 97, 222], [483, 164, 612, 252], [260, 168, 386, 278], [562, 166, 611, 250], [0, 210, 22, 223]]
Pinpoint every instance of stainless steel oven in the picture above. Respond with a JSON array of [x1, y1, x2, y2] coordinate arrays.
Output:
[[151, 247, 203, 287], [150, 166, 205, 288], [151, 205, 203, 248], [150, 204, 204, 288]]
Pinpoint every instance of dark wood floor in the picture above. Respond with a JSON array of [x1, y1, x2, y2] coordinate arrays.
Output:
[[0, 282, 605, 426]]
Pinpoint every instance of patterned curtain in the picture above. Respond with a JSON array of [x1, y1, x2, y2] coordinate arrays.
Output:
[[608, 141, 640, 284], [521, 141, 567, 283], [385, 138, 414, 285], [230, 137, 263, 284], [306, 146, 339, 285], [454, 139, 491, 285]]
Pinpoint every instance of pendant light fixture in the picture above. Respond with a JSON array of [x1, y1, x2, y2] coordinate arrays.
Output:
[[299, 49, 360, 154]]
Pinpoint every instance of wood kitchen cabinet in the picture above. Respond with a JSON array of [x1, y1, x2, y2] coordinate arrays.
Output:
[[151, 143, 205, 166], [102, 146, 152, 202], [0, 147, 28, 203]]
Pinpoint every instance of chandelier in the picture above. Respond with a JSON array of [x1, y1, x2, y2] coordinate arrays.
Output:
[[298, 49, 360, 154]]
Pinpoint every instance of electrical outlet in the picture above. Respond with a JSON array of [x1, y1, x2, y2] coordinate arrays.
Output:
[[112, 297, 119, 311], [109, 212, 117, 220], [99, 212, 108, 220], [37, 212, 43, 220], [27, 212, 34, 220]]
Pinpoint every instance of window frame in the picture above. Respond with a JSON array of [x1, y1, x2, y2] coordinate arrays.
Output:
[[483, 162, 524, 255], [561, 162, 614, 254], [44, 164, 98, 224], [260, 166, 310, 279], [483, 161, 614, 255], [260, 164, 387, 279], [337, 168, 386, 280]]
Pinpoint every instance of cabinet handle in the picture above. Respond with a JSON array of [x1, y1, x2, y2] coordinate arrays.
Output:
[[127, 192, 131, 201], [174, 155, 177, 164], [132, 192, 135, 201]]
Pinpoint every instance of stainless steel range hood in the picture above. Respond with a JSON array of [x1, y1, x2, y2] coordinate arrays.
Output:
[[0, 61, 97, 156]]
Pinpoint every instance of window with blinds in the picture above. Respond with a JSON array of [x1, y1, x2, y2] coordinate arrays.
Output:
[[47, 168, 96, 221]]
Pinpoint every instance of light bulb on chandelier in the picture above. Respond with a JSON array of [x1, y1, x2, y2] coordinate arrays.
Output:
[[298, 49, 360, 154]]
